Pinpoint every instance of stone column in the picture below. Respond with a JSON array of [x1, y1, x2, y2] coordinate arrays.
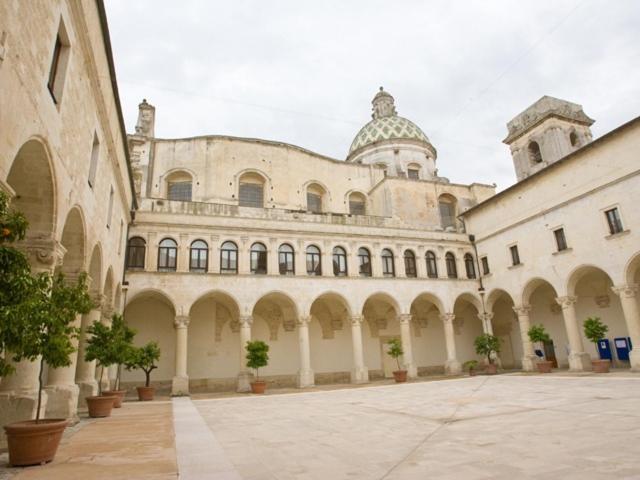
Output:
[[441, 313, 461, 374], [147, 232, 157, 271], [294, 241, 305, 276], [371, 251, 382, 277], [612, 284, 640, 371], [347, 246, 359, 278], [513, 305, 538, 372], [99, 306, 115, 393], [268, 238, 279, 275], [321, 248, 331, 277], [237, 315, 253, 392], [75, 294, 105, 407], [415, 247, 426, 278], [177, 234, 189, 273], [398, 314, 417, 378], [395, 251, 406, 278], [239, 237, 250, 274], [210, 235, 220, 273], [350, 316, 369, 383], [556, 296, 591, 371], [297, 316, 314, 388], [172, 315, 190, 396]]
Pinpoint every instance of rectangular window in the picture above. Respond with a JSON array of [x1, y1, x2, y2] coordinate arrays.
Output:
[[307, 192, 322, 213], [106, 186, 114, 229], [481, 256, 490, 275], [554, 228, 568, 251], [439, 202, 456, 229], [168, 181, 192, 201], [47, 20, 70, 104], [349, 200, 365, 215], [239, 183, 263, 208], [88, 133, 100, 188], [510, 245, 520, 266], [605, 208, 624, 235], [408, 169, 420, 180]]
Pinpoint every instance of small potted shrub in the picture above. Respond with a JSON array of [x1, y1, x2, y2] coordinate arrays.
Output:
[[527, 324, 553, 373], [102, 314, 136, 407], [474, 334, 501, 374], [84, 320, 119, 417], [0, 192, 93, 466], [246, 340, 269, 393], [386, 338, 407, 383], [583, 317, 610, 373], [125, 341, 161, 400], [463, 360, 479, 376]]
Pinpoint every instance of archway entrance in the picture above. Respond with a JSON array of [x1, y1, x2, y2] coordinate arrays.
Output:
[[487, 290, 521, 369], [410, 293, 446, 375], [452, 294, 484, 366], [362, 293, 400, 379]]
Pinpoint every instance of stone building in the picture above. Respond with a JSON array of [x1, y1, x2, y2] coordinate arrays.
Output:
[[1, 0, 639, 444]]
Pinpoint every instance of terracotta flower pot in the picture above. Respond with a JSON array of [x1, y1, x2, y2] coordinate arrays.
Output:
[[250, 380, 267, 394], [485, 363, 498, 375], [592, 359, 610, 373], [4, 419, 68, 466], [469, 369, 477, 376], [137, 386, 155, 401], [102, 390, 126, 408], [86, 395, 116, 418], [536, 360, 553, 373], [392, 370, 408, 383]]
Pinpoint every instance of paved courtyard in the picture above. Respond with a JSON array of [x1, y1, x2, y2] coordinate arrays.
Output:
[[2, 374, 640, 479]]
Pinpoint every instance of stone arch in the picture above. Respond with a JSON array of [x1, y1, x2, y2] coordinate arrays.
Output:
[[624, 251, 640, 285], [6, 137, 57, 241], [303, 180, 330, 213], [409, 292, 447, 373], [235, 169, 271, 208], [87, 243, 103, 294], [360, 292, 401, 316], [485, 288, 521, 369], [126, 288, 177, 312], [452, 292, 485, 364], [453, 292, 482, 312], [522, 277, 560, 305], [362, 292, 401, 379], [309, 292, 353, 340], [113, 282, 122, 313], [163, 168, 194, 201], [566, 264, 615, 297], [58, 206, 86, 275], [102, 267, 115, 311], [486, 288, 515, 312]]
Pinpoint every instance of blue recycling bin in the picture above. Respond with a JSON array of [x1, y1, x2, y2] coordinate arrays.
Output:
[[596, 338, 612, 360], [614, 337, 630, 361]]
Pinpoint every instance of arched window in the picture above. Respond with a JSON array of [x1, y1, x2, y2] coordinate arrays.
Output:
[[464, 253, 476, 279], [381, 249, 395, 277], [445, 252, 457, 279], [528, 141, 543, 164], [438, 194, 457, 230], [250, 242, 267, 274], [332, 246, 347, 276], [306, 183, 325, 213], [348, 192, 366, 215], [404, 250, 417, 277], [158, 238, 177, 272], [358, 247, 372, 277], [190, 240, 208, 273], [407, 163, 421, 180], [278, 244, 295, 275], [166, 171, 193, 201], [426, 251, 438, 278], [238, 172, 265, 208], [569, 131, 579, 147], [220, 241, 238, 274], [306, 245, 322, 276], [126, 237, 146, 269]]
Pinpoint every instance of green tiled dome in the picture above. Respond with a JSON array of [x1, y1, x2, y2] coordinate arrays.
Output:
[[348, 115, 431, 156]]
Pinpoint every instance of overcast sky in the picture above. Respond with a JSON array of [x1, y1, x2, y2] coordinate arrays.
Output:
[[105, 0, 640, 190]]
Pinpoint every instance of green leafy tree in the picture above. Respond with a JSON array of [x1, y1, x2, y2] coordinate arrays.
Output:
[[125, 342, 161, 387], [110, 313, 136, 390], [528, 324, 551, 344], [0, 192, 93, 422], [583, 317, 609, 359], [463, 360, 479, 372], [474, 334, 501, 365], [85, 320, 118, 395], [245, 340, 269, 381], [386, 338, 404, 371]]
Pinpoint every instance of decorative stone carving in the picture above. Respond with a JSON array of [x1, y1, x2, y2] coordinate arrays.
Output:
[[612, 284, 639, 299], [594, 295, 610, 308], [23, 238, 66, 272], [512, 305, 532, 316], [229, 319, 240, 333], [555, 296, 578, 309], [134, 99, 155, 137], [174, 315, 190, 329], [350, 315, 363, 326], [550, 303, 562, 315]]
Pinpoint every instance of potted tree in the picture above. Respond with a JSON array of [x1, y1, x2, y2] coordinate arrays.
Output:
[[102, 313, 136, 407], [246, 340, 269, 393], [125, 341, 161, 400], [474, 334, 501, 374], [584, 317, 610, 373], [386, 338, 407, 383], [84, 320, 119, 417], [0, 192, 93, 466], [528, 324, 553, 373], [463, 360, 479, 376]]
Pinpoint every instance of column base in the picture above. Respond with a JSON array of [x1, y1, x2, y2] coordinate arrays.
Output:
[[297, 369, 315, 388], [0, 389, 47, 449], [350, 367, 369, 384], [237, 371, 253, 393], [171, 376, 190, 396], [445, 359, 462, 375], [405, 364, 418, 379], [521, 355, 539, 372], [629, 350, 640, 372], [568, 352, 592, 372], [76, 380, 99, 409], [44, 384, 79, 420]]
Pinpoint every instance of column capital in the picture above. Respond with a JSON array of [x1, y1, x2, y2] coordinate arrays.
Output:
[[555, 296, 577, 309], [350, 315, 364, 326], [297, 316, 312, 326], [91, 292, 106, 310], [513, 305, 532, 316], [101, 306, 114, 322], [478, 312, 494, 322], [174, 315, 190, 329], [440, 313, 455, 324], [612, 284, 639, 299], [239, 315, 253, 326], [23, 237, 67, 273], [398, 313, 412, 324]]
